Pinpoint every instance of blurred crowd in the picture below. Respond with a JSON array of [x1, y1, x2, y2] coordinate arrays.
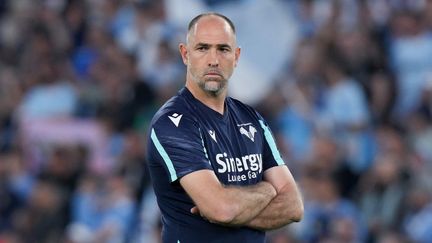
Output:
[[1, 0, 432, 242]]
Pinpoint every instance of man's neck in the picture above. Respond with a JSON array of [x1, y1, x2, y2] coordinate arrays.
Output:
[[186, 82, 226, 115]]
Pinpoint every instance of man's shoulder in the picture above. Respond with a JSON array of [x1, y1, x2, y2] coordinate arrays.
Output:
[[228, 96, 254, 109], [150, 92, 197, 130], [227, 97, 260, 118]]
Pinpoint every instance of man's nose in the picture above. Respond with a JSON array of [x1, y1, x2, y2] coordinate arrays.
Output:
[[207, 49, 219, 67]]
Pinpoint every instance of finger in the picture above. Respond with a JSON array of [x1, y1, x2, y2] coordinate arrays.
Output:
[[190, 206, 199, 214]]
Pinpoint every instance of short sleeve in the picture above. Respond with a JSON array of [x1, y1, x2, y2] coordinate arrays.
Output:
[[148, 112, 212, 183], [256, 114, 286, 171]]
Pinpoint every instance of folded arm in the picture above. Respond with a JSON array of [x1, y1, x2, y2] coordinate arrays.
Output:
[[246, 165, 304, 231], [180, 169, 277, 226]]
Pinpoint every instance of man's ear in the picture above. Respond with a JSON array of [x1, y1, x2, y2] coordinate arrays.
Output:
[[234, 46, 241, 67], [179, 43, 188, 65]]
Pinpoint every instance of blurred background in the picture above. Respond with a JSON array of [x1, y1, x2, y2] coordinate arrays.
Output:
[[1, 0, 432, 242]]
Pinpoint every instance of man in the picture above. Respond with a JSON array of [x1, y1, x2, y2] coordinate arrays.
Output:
[[147, 12, 303, 243]]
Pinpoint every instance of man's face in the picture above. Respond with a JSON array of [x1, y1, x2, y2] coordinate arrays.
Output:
[[180, 16, 240, 96]]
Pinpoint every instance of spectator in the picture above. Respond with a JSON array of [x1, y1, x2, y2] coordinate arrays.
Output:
[[67, 174, 136, 243], [358, 152, 408, 242], [295, 172, 366, 242], [318, 57, 373, 173], [388, 9, 432, 118]]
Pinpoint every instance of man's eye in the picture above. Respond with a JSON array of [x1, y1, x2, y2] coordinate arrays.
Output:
[[197, 46, 207, 51], [220, 48, 230, 53]]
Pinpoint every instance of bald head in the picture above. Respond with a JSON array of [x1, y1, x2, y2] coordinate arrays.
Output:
[[186, 13, 236, 44], [188, 13, 236, 33]]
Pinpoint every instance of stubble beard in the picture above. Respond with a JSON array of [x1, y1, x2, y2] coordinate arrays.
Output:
[[188, 66, 229, 97], [198, 78, 227, 97]]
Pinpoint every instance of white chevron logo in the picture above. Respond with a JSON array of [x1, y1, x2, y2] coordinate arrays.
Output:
[[209, 130, 217, 142], [168, 113, 183, 127], [239, 125, 257, 142]]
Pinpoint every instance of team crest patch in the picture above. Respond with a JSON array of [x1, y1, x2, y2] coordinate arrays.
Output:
[[238, 124, 257, 142]]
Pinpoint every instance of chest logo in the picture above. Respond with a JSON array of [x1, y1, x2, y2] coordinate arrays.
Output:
[[239, 125, 257, 142], [208, 130, 217, 142], [168, 113, 183, 127]]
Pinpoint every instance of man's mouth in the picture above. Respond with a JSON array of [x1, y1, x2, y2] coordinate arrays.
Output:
[[205, 71, 222, 77]]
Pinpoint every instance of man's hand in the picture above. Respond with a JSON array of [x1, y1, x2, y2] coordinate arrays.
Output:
[[246, 166, 303, 230], [191, 206, 214, 223]]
